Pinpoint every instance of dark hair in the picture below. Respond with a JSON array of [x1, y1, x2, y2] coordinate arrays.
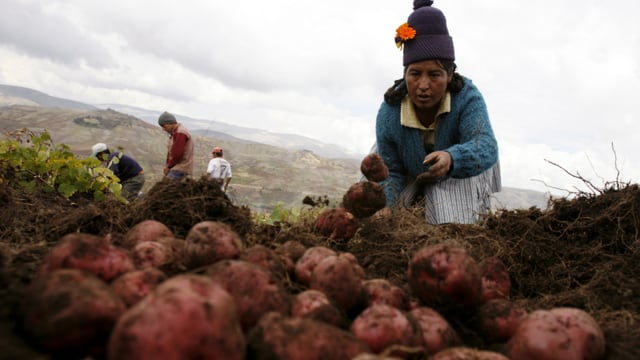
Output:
[[383, 60, 464, 105]]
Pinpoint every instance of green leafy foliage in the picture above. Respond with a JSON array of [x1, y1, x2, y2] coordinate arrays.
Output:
[[0, 128, 126, 202]]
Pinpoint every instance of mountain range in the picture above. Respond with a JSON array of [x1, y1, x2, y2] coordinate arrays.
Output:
[[0, 83, 550, 212]]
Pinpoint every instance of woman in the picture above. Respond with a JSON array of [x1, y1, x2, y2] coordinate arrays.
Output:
[[376, 0, 501, 224]]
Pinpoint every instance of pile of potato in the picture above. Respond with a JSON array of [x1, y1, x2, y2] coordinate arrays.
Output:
[[18, 217, 606, 360]]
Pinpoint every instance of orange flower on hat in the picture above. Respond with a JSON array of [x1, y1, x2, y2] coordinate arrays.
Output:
[[395, 22, 416, 49]]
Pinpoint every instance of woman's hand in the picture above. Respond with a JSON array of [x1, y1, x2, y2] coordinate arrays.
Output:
[[416, 151, 452, 184]]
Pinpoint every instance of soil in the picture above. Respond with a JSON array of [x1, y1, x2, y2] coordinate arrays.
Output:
[[1, 178, 639, 360]]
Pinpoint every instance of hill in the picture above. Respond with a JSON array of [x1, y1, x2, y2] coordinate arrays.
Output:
[[0, 83, 550, 212], [0, 105, 361, 212]]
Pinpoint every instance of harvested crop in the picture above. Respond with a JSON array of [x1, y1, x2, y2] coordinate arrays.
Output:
[[506, 307, 605, 360], [205, 259, 291, 332], [362, 278, 409, 310], [130, 237, 183, 269], [247, 312, 370, 360], [291, 289, 349, 328], [409, 306, 461, 354], [121, 219, 173, 249], [360, 153, 389, 183], [108, 274, 245, 360], [184, 220, 244, 269], [310, 254, 366, 315], [239, 244, 288, 279], [343, 181, 387, 218], [39, 233, 134, 282], [20, 269, 126, 358], [476, 298, 527, 342], [479, 256, 511, 302], [315, 207, 358, 240], [110, 267, 167, 307], [407, 243, 483, 308], [294, 246, 337, 286], [428, 346, 509, 359], [350, 303, 422, 354]]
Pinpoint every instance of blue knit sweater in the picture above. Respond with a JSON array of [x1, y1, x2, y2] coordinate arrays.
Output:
[[376, 77, 499, 206]]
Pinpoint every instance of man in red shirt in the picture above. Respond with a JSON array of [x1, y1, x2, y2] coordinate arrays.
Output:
[[158, 111, 194, 180]]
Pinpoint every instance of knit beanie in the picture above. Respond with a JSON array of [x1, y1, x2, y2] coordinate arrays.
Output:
[[158, 111, 177, 126], [396, 0, 455, 66]]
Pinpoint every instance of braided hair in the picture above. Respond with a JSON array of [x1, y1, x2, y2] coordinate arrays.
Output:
[[383, 59, 464, 106]]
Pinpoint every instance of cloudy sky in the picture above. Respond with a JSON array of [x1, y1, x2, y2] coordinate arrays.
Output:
[[1, 0, 639, 196]]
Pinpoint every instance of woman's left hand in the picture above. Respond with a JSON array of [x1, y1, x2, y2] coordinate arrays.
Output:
[[416, 151, 452, 184]]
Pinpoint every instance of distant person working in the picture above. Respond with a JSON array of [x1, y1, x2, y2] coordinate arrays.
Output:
[[91, 143, 145, 201], [206, 147, 232, 192], [158, 111, 194, 180]]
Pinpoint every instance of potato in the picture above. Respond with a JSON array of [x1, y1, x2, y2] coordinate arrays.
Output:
[[428, 346, 510, 360], [239, 244, 288, 279], [343, 181, 387, 218], [476, 298, 527, 342], [506, 307, 605, 360], [350, 304, 422, 354], [407, 244, 483, 308], [205, 259, 291, 332], [292, 289, 349, 329], [20, 269, 126, 358], [108, 274, 245, 360], [315, 207, 358, 240], [184, 220, 244, 269], [310, 254, 366, 315], [479, 256, 511, 302], [294, 246, 337, 286], [247, 312, 371, 360], [362, 278, 409, 310], [122, 219, 173, 249], [360, 153, 389, 183], [409, 306, 461, 354], [130, 236, 185, 275], [110, 267, 167, 307], [39, 233, 134, 282]]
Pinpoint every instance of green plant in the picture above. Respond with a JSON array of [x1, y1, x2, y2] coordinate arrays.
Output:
[[0, 128, 125, 202]]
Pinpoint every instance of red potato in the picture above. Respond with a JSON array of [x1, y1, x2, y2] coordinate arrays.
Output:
[[407, 243, 483, 308], [239, 244, 288, 279], [292, 289, 349, 329], [310, 254, 367, 315], [409, 306, 461, 354], [315, 207, 358, 240], [361, 153, 389, 183], [122, 219, 173, 249], [20, 269, 126, 358], [247, 312, 371, 360], [130, 236, 185, 275], [110, 267, 167, 307], [276, 240, 307, 263], [350, 304, 422, 354], [205, 259, 291, 332], [39, 232, 134, 282], [108, 274, 245, 360], [476, 298, 527, 342], [294, 246, 337, 286], [343, 181, 387, 218], [479, 257, 511, 302], [506, 307, 605, 360], [184, 220, 244, 269], [428, 347, 510, 360], [362, 278, 410, 310]]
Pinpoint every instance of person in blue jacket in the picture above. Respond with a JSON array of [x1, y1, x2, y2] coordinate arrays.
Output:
[[375, 0, 501, 224], [91, 142, 145, 201]]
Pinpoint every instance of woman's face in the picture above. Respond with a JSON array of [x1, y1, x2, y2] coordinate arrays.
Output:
[[405, 60, 452, 113]]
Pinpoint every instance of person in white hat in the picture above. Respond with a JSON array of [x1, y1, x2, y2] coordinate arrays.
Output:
[[91, 143, 145, 201], [206, 147, 232, 192]]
